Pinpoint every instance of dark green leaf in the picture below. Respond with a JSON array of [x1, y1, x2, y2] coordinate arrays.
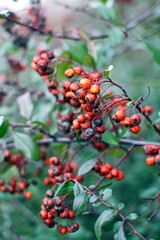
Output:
[[144, 40, 160, 65], [73, 182, 89, 215], [102, 131, 119, 145], [78, 158, 97, 176], [54, 181, 74, 197], [94, 210, 116, 240], [0, 119, 9, 138], [14, 132, 40, 160]]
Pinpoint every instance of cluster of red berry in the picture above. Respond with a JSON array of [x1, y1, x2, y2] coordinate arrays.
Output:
[[43, 156, 82, 186], [92, 163, 124, 180], [40, 192, 79, 234], [142, 144, 160, 166], [0, 150, 32, 198], [3, 150, 27, 169], [31, 50, 54, 76], [111, 99, 141, 134]]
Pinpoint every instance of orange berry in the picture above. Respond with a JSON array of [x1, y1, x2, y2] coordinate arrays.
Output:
[[70, 82, 80, 92], [130, 114, 141, 126], [81, 103, 93, 112], [114, 171, 124, 180], [73, 119, 81, 130], [40, 209, 48, 219], [30, 62, 38, 71], [105, 172, 113, 179], [146, 156, 156, 166], [129, 125, 140, 134], [24, 191, 32, 199], [76, 89, 86, 99], [111, 168, 119, 177], [63, 80, 71, 90], [74, 66, 83, 75], [115, 110, 126, 121], [85, 93, 97, 103], [142, 144, 159, 155], [80, 78, 91, 89], [89, 72, 100, 80], [80, 121, 91, 129], [64, 68, 74, 78], [121, 117, 131, 127], [77, 114, 86, 123], [142, 106, 153, 115], [90, 84, 100, 94]]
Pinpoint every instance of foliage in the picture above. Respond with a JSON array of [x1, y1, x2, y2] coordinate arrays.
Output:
[[0, 0, 160, 240]]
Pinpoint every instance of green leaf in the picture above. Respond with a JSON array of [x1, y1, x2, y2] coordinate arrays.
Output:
[[118, 127, 128, 139], [144, 40, 160, 65], [17, 92, 34, 120], [96, 182, 113, 191], [31, 121, 49, 131], [67, 42, 89, 65], [0, 118, 9, 138], [117, 203, 125, 210], [101, 0, 108, 3], [94, 210, 116, 240], [100, 188, 112, 201], [127, 213, 138, 220], [117, 227, 127, 240], [103, 65, 113, 78], [89, 195, 98, 203], [73, 182, 89, 215], [78, 158, 97, 176], [54, 181, 74, 197], [46, 35, 52, 43], [13, 132, 40, 160], [102, 131, 119, 145]]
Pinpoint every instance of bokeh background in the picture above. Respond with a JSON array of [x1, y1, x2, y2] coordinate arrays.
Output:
[[0, 0, 160, 239]]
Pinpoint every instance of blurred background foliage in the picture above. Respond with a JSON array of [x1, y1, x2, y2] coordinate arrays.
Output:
[[0, 0, 160, 239]]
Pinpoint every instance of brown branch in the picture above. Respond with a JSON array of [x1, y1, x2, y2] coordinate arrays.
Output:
[[1, 15, 109, 41], [0, 136, 160, 151], [114, 145, 135, 168], [80, 182, 147, 240]]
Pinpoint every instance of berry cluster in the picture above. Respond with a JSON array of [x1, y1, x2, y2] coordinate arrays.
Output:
[[57, 112, 76, 139], [4, 150, 27, 169], [111, 100, 142, 134], [40, 192, 79, 234], [92, 163, 124, 180], [31, 50, 54, 76], [0, 150, 33, 198], [0, 174, 32, 198], [43, 156, 82, 186], [2, 2, 51, 48], [142, 144, 160, 166]]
